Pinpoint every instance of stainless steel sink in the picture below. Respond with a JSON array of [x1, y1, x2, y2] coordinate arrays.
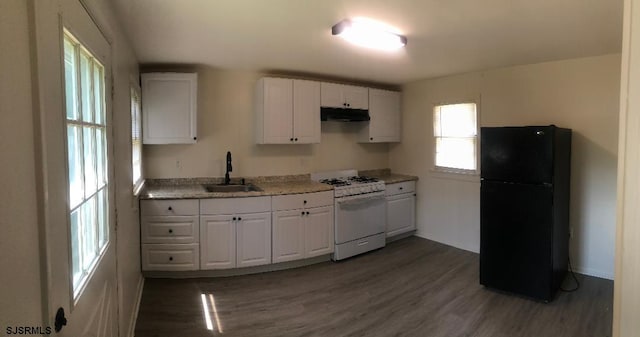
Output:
[[203, 184, 262, 193]]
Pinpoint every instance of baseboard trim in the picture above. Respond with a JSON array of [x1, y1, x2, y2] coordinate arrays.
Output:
[[127, 275, 144, 337], [572, 266, 614, 280]]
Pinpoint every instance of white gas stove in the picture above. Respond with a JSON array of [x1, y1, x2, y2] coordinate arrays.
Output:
[[311, 170, 386, 197], [312, 170, 387, 260]]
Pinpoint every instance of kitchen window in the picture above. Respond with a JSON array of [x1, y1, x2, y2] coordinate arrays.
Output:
[[433, 102, 478, 173], [63, 31, 109, 296], [131, 85, 143, 193]]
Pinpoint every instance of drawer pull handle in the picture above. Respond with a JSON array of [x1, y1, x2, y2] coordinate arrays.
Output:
[[357, 240, 369, 246], [168, 229, 173, 234], [169, 256, 173, 261]]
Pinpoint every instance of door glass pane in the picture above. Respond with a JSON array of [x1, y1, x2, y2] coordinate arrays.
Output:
[[83, 127, 97, 196], [63, 38, 79, 120], [94, 63, 104, 125], [80, 51, 93, 123], [70, 209, 82, 288], [67, 125, 84, 209], [81, 195, 97, 270], [96, 128, 106, 188], [97, 188, 108, 247]]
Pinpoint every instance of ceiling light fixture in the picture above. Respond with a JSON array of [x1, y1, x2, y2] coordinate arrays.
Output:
[[331, 17, 407, 51]]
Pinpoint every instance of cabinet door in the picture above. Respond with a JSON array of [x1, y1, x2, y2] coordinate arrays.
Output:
[[293, 80, 320, 144], [367, 89, 400, 142], [262, 78, 293, 144], [272, 210, 305, 263], [320, 82, 344, 108], [237, 212, 272, 268], [386, 193, 416, 237], [305, 206, 334, 257], [142, 73, 197, 144], [200, 215, 236, 269], [343, 85, 369, 109]]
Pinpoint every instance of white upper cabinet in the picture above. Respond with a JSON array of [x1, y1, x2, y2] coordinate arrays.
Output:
[[142, 72, 197, 144], [320, 82, 368, 110], [255, 77, 320, 144], [358, 89, 401, 143]]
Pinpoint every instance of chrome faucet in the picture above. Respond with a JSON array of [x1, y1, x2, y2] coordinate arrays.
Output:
[[224, 151, 232, 185]]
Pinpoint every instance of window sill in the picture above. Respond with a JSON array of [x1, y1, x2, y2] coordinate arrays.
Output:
[[430, 168, 480, 183]]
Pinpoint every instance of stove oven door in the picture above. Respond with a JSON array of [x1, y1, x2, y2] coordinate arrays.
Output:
[[335, 192, 386, 244]]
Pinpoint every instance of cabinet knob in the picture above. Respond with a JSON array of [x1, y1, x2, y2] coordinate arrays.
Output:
[[168, 206, 173, 211], [294, 138, 298, 141], [193, 137, 197, 140], [306, 211, 310, 215], [370, 137, 373, 141], [238, 217, 242, 221], [343, 103, 347, 107], [290, 138, 294, 141], [168, 229, 173, 234], [399, 187, 403, 190], [347, 103, 351, 107], [301, 211, 305, 216], [169, 256, 173, 261], [414, 193, 417, 196], [233, 217, 237, 221], [303, 200, 307, 204]]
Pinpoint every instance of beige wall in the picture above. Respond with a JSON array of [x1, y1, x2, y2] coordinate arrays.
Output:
[[143, 68, 389, 178], [391, 54, 620, 279], [613, 0, 640, 334], [0, 0, 43, 328]]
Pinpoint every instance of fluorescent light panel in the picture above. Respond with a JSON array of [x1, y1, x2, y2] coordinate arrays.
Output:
[[332, 18, 407, 51]]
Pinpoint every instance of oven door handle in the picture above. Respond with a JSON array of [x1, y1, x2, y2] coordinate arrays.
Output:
[[336, 193, 386, 206]]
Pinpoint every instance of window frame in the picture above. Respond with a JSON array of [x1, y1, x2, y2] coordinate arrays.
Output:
[[432, 99, 480, 176], [62, 30, 110, 300], [131, 82, 144, 195]]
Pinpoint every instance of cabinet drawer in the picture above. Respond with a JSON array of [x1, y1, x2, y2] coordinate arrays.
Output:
[[141, 243, 199, 271], [385, 181, 416, 197], [141, 216, 199, 244], [141, 199, 199, 216], [272, 191, 333, 211], [200, 196, 271, 215]]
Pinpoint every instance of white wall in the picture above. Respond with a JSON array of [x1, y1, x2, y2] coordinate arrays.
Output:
[[0, 0, 43, 328], [391, 54, 620, 279], [143, 68, 390, 178]]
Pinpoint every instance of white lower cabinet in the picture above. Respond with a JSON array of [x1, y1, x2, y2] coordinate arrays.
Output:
[[200, 196, 272, 270], [304, 206, 334, 257], [272, 191, 334, 263], [385, 181, 416, 237], [200, 215, 237, 269], [236, 212, 272, 267], [272, 210, 305, 263], [140, 199, 200, 271]]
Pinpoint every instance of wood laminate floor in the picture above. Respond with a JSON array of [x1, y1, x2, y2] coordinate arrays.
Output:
[[135, 237, 613, 337]]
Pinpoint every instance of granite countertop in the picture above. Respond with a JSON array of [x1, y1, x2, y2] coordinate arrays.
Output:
[[359, 169, 419, 184], [140, 170, 418, 200], [140, 175, 333, 199]]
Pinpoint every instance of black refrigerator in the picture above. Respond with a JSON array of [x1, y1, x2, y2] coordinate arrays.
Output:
[[480, 125, 571, 302]]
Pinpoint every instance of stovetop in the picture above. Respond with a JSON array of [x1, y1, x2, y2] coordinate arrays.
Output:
[[312, 170, 386, 197]]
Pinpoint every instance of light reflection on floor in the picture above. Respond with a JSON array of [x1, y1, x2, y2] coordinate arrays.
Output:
[[200, 293, 223, 334]]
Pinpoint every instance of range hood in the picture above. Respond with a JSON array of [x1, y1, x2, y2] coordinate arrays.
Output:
[[320, 107, 370, 122]]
